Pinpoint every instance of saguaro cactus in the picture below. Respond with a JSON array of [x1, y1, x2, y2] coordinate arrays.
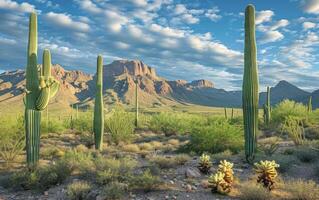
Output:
[[308, 96, 312, 113], [93, 55, 104, 151], [242, 4, 259, 163], [263, 87, 271, 125], [25, 13, 59, 166], [135, 79, 139, 127], [224, 107, 228, 119]]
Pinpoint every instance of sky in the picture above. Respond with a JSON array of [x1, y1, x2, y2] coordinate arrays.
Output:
[[0, 0, 318, 91]]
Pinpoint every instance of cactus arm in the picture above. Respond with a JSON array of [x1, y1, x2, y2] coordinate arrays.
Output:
[[242, 4, 259, 163], [49, 80, 60, 98], [94, 55, 104, 150]]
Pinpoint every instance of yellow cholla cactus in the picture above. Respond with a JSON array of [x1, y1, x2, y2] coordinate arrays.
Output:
[[198, 153, 212, 174], [217, 160, 234, 184], [208, 172, 231, 194], [254, 160, 280, 190]]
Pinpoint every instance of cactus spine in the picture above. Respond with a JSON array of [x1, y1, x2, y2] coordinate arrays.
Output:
[[242, 5, 259, 163], [308, 96, 312, 113], [93, 55, 104, 151], [135, 79, 139, 127], [263, 86, 271, 125], [25, 13, 59, 166]]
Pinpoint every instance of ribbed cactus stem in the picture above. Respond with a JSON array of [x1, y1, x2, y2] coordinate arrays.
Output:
[[231, 108, 234, 119], [308, 96, 312, 113], [224, 107, 227, 119], [243, 4, 259, 163], [25, 13, 59, 166], [263, 86, 271, 126], [93, 55, 104, 151], [135, 80, 139, 127]]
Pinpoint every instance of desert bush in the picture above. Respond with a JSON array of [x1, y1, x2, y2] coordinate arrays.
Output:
[[41, 118, 66, 134], [258, 137, 279, 157], [66, 181, 92, 200], [148, 112, 204, 135], [272, 154, 296, 173], [212, 150, 233, 163], [174, 154, 191, 165], [41, 146, 65, 160], [121, 144, 140, 153], [284, 179, 319, 200], [0, 115, 24, 167], [305, 126, 319, 140], [105, 108, 135, 144], [61, 150, 95, 174], [272, 100, 308, 125], [185, 120, 243, 154], [239, 181, 272, 200], [64, 112, 93, 132], [294, 146, 318, 163], [129, 169, 161, 192], [281, 116, 305, 145], [149, 155, 185, 169], [101, 181, 127, 200], [138, 142, 154, 151]]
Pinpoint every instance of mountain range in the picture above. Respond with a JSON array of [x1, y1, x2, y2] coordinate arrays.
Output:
[[0, 59, 318, 110]]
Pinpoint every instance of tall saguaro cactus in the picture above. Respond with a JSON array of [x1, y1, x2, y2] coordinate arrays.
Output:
[[25, 13, 59, 166], [263, 86, 271, 126], [242, 5, 259, 163], [308, 96, 312, 113], [135, 79, 139, 127], [94, 55, 104, 151]]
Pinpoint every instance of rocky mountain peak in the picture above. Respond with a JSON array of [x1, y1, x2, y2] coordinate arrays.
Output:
[[189, 79, 214, 88], [104, 59, 157, 79]]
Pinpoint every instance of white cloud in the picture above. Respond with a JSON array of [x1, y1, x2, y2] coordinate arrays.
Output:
[[255, 10, 274, 25], [174, 4, 187, 15], [45, 12, 90, 32], [79, 0, 102, 13], [149, 23, 185, 38], [104, 10, 129, 33], [260, 30, 284, 44], [302, 21, 316, 30], [115, 41, 130, 49], [302, 0, 319, 14], [205, 8, 222, 22], [0, 36, 16, 45], [270, 19, 289, 30], [0, 0, 36, 13]]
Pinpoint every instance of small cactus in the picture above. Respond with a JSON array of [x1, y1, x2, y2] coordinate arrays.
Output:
[[217, 160, 234, 185], [208, 172, 231, 194], [198, 153, 212, 174], [308, 96, 312, 113], [254, 160, 279, 190]]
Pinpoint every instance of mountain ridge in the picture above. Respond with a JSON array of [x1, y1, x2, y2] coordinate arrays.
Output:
[[0, 59, 317, 109]]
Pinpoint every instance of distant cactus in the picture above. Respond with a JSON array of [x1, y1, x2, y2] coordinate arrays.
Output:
[[93, 55, 104, 151], [25, 13, 59, 166], [135, 79, 139, 127], [308, 96, 312, 113], [242, 4, 259, 163], [224, 107, 227, 119], [263, 86, 271, 126], [231, 108, 234, 119]]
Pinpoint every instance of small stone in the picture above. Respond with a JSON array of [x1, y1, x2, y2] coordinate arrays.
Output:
[[201, 180, 209, 189], [44, 191, 49, 196], [192, 186, 197, 190], [186, 184, 192, 192], [169, 180, 175, 184], [172, 195, 177, 200], [185, 168, 201, 178], [165, 195, 169, 200]]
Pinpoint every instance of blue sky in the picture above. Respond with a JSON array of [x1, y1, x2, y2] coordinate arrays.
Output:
[[0, 0, 318, 91]]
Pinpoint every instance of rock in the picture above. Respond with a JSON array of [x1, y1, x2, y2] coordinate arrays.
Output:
[[44, 191, 49, 196], [201, 180, 210, 189], [169, 180, 175, 184], [186, 184, 192, 192], [165, 195, 170, 200], [185, 168, 201, 178]]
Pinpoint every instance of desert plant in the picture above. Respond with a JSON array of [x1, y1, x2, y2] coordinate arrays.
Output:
[[93, 55, 104, 151], [254, 160, 279, 190], [258, 138, 279, 157], [198, 153, 212, 174], [308, 96, 312, 113], [294, 146, 318, 163], [272, 100, 308, 124], [263, 86, 271, 126], [101, 181, 127, 200], [105, 107, 134, 144], [24, 13, 59, 166], [134, 79, 139, 127], [224, 107, 228, 119], [0, 135, 24, 168], [217, 160, 234, 185], [239, 181, 272, 200], [281, 116, 305, 145], [129, 169, 161, 192], [208, 172, 231, 194], [242, 4, 259, 163], [66, 181, 92, 200], [284, 179, 319, 200]]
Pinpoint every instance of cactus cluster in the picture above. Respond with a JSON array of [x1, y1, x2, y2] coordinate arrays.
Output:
[[25, 13, 59, 166], [242, 4, 259, 163], [93, 55, 104, 151], [198, 153, 212, 174], [254, 160, 279, 190], [208, 160, 234, 194]]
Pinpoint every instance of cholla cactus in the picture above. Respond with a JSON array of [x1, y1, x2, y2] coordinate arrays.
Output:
[[208, 172, 231, 194], [217, 160, 234, 184], [254, 160, 280, 190], [198, 153, 212, 174]]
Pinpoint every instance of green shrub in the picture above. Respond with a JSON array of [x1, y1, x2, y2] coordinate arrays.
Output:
[[101, 181, 127, 200], [212, 150, 233, 163], [149, 112, 204, 135], [281, 116, 305, 145], [61, 150, 94, 174], [294, 147, 318, 163], [185, 120, 244, 154], [64, 112, 93, 132], [272, 100, 307, 125], [41, 118, 66, 134], [305, 126, 319, 140], [272, 154, 296, 173], [105, 108, 135, 144], [239, 181, 272, 200], [129, 169, 161, 192], [284, 179, 319, 200], [66, 181, 92, 200]]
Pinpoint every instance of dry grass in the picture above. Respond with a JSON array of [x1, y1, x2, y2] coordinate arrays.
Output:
[[239, 181, 273, 200], [138, 143, 154, 151], [283, 179, 319, 200], [121, 144, 141, 153], [167, 139, 180, 146]]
